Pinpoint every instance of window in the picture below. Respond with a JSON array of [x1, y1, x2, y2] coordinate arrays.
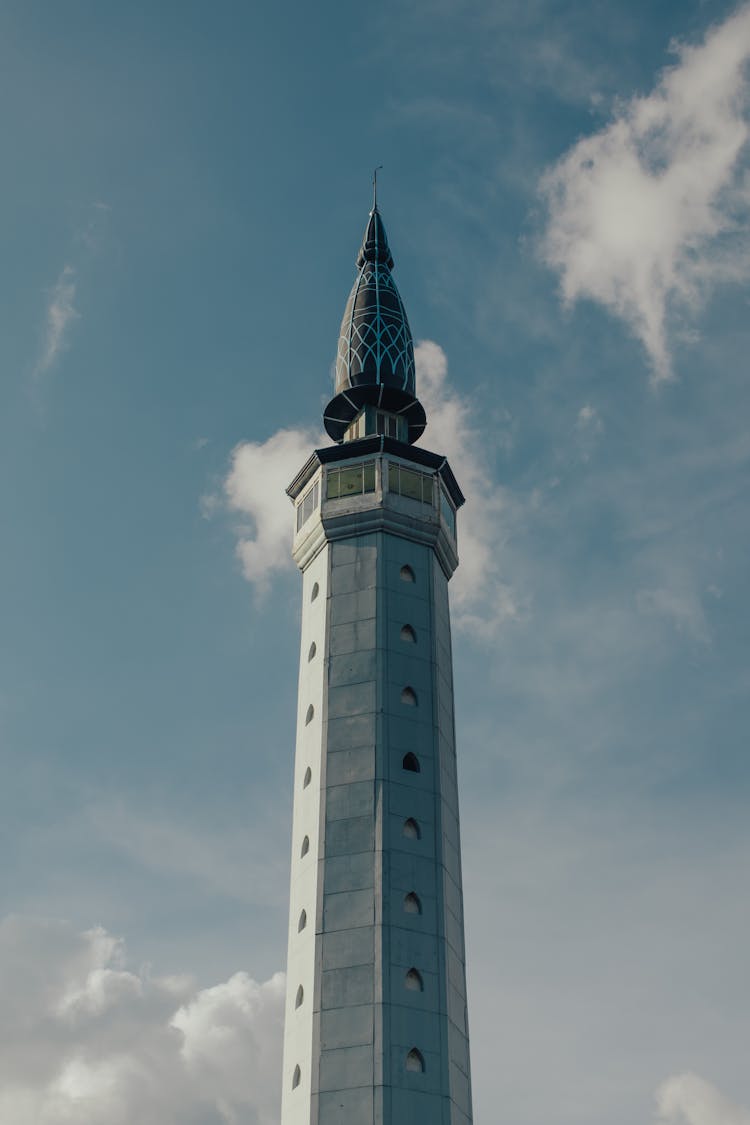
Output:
[[403, 818, 421, 840], [292, 1065, 301, 1089], [308, 641, 317, 661], [300, 835, 310, 857], [440, 485, 456, 538], [402, 753, 420, 773], [400, 565, 415, 583], [375, 411, 399, 439], [298, 909, 307, 932], [388, 462, 433, 505], [303, 767, 312, 788], [305, 705, 314, 725], [295, 985, 304, 1009], [406, 1048, 425, 1073], [311, 582, 319, 601], [404, 892, 422, 915], [401, 686, 417, 707], [296, 481, 320, 532], [405, 968, 424, 992], [400, 624, 416, 644], [327, 461, 376, 499]]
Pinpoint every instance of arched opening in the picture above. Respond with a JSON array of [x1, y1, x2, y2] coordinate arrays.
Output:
[[401, 686, 417, 706], [298, 909, 307, 932], [305, 704, 314, 725], [303, 767, 312, 788], [400, 565, 415, 583], [404, 892, 422, 915], [402, 753, 420, 773], [308, 641, 316, 661], [403, 817, 421, 840], [406, 1048, 425, 1073], [292, 1065, 301, 1089], [400, 624, 417, 644], [311, 582, 319, 601], [300, 835, 310, 857], [295, 985, 304, 1009], [405, 968, 424, 992]]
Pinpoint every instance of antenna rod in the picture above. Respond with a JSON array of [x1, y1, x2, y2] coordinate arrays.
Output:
[[372, 165, 383, 209]]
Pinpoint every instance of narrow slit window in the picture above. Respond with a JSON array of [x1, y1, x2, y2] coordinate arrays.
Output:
[[404, 892, 422, 915], [400, 624, 417, 644], [300, 835, 310, 857], [401, 686, 417, 706], [303, 767, 312, 788], [298, 910, 307, 932], [305, 704, 314, 725], [295, 985, 304, 1009], [292, 1065, 301, 1089], [406, 1048, 425, 1073], [400, 565, 415, 583], [402, 753, 420, 773], [308, 641, 317, 661], [405, 968, 424, 992], [311, 582, 319, 601], [403, 818, 421, 839]]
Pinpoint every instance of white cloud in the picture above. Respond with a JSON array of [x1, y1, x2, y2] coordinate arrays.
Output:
[[0, 915, 284, 1125], [34, 265, 79, 377], [415, 340, 522, 635], [539, 4, 750, 381], [222, 426, 323, 596], [656, 1073, 750, 1125], [214, 342, 521, 635]]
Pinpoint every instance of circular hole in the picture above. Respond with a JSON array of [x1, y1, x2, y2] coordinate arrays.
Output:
[[305, 704, 314, 725], [303, 767, 312, 788], [402, 753, 420, 774], [405, 968, 424, 992], [403, 817, 421, 839], [400, 624, 416, 644], [300, 835, 310, 857], [308, 641, 317, 661], [298, 909, 307, 932], [403, 892, 422, 915], [401, 686, 417, 707], [400, 565, 415, 583], [311, 582, 319, 601], [295, 985, 304, 1009]]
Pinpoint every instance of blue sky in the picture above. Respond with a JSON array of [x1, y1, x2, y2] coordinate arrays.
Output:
[[1, 1, 750, 1122]]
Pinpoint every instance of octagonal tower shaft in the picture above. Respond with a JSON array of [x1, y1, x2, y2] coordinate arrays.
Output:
[[281, 444, 473, 1125]]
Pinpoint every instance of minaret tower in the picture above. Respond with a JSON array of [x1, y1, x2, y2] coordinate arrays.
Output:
[[281, 196, 473, 1125]]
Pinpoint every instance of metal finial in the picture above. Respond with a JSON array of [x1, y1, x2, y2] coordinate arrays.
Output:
[[372, 165, 383, 210]]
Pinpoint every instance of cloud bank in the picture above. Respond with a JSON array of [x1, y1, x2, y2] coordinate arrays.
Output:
[[0, 916, 284, 1125], [540, 4, 750, 381], [218, 342, 519, 635]]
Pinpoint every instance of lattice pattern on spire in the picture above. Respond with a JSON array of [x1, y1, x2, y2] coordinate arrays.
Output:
[[335, 259, 415, 393]]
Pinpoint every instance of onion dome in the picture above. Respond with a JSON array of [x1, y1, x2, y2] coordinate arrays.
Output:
[[324, 205, 426, 444]]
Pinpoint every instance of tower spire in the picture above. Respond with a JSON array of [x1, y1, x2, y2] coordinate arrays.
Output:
[[323, 195, 426, 444], [372, 164, 382, 210]]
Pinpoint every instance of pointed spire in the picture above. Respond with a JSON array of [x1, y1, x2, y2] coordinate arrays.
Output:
[[323, 193, 426, 445], [356, 207, 394, 269]]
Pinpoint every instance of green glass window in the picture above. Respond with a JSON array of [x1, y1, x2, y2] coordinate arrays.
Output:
[[440, 486, 456, 537], [327, 462, 376, 500], [387, 462, 434, 506]]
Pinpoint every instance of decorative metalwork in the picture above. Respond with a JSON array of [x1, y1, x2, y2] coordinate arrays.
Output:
[[334, 209, 416, 396]]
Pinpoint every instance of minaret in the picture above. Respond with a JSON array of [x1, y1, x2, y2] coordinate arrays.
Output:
[[281, 198, 473, 1125]]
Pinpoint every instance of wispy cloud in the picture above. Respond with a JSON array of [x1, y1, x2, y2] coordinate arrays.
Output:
[[33, 264, 79, 378], [539, 4, 750, 381]]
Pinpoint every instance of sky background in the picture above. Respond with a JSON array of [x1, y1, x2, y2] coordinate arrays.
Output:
[[1, 1, 750, 1123]]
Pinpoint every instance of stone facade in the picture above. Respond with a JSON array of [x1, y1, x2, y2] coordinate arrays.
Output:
[[280, 452, 472, 1125]]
